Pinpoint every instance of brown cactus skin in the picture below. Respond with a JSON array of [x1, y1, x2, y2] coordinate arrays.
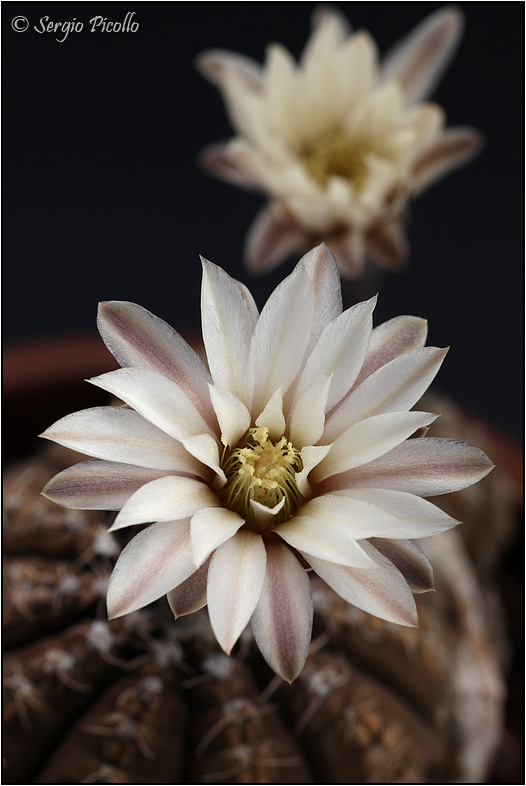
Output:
[[3, 390, 519, 785], [37, 664, 187, 785]]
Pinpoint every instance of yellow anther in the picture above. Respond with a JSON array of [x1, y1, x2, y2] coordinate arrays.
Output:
[[219, 427, 304, 529]]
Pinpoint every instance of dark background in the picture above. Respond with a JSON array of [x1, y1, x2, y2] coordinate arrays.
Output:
[[3, 1, 524, 442]]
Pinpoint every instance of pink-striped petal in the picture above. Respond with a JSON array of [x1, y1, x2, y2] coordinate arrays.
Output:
[[369, 538, 434, 593], [381, 6, 464, 104], [97, 301, 214, 422], [198, 140, 259, 188], [167, 557, 211, 618], [111, 476, 219, 530], [41, 406, 202, 473], [306, 488, 457, 539], [249, 260, 315, 415], [201, 258, 255, 407], [328, 230, 366, 280], [207, 530, 267, 654], [191, 507, 245, 568], [366, 220, 409, 271], [321, 437, 494, 497], [412, 127, 484, 195], [107, 520, 195, 618], [277, 516, 375, 568], [324, 346, 448, 441], [245, 203, 305, 275], [312, 411, 437, 483], [301, 243, 343, 348], [251, 539, 313, 683], [353, 315, 428, 388], [88, 367, 215, 442], [306, 541, 417, 626], [195, 49, 264, 90], [42, 461, 171, 511], [295, 296, 376, 411]]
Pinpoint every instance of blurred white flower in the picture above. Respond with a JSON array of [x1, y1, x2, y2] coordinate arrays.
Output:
[[197, 6, 482, 278], [42, 245, 492, 681]]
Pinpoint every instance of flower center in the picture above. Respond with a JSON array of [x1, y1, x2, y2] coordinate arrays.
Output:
[[301, 131, 370, 189], [220, 427, 303, 528]]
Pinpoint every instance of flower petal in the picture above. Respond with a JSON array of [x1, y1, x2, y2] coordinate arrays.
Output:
[[304, 488, 457, 539], [369, 538, 434, 594], [295, 295, 376, 411], [353, 315, 428, 388], [198, 140, 259, 188], [88, 367, 215, 442], [249, 497, 286, 531], [308, 6, 352, 55], [245, 203, 304, 275], [180, 434, 226, 483], [313, 411, 438, 483], [290, 374, 332, 449], [277, 516, 376, 568], [327, 230, 366, 280], [42, 461, 171, 510], [301, 243, 343, 347], [207, 530, 267, 654], [296, 444, 333, 497], [412, 127, 484, 196], [195, 48, 264, 91], [41, 406, 202, 473], [322, 437, 494, 497], [381, 6, 464, 104], [366, 220, 409, 271], [324, 346, 448, 441], [167, 560, 210, 619], [255, 387, 286, 441], [251, 539, 313, 683], [306, 541, 417, 626], [167, 557, 211, 619], [249, 259, 315, 415], [190, 506, 245, 568], [201, 258, 255, 407], [108, 520, 195, 618], [97, 301, 214, 422], [208, 384, 251, 448], [111, 476, 219, 530]]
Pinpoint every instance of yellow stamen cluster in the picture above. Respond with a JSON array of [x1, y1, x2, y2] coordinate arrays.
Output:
[[301, 131, 370, 190], [220, 427, 303, 530]]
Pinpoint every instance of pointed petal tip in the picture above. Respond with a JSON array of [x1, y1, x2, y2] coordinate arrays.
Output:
[[194, 50, 220, 81], [277, 668, 298, 685], [40, 482, 64, 506], [106, 601, 122, 621], [440, 5, 465, 29], [398, 604, 419, 628]]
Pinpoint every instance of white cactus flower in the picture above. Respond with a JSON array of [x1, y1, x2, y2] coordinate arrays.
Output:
[[197, 6, 482, 278], [42, 245, 492, 681]]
